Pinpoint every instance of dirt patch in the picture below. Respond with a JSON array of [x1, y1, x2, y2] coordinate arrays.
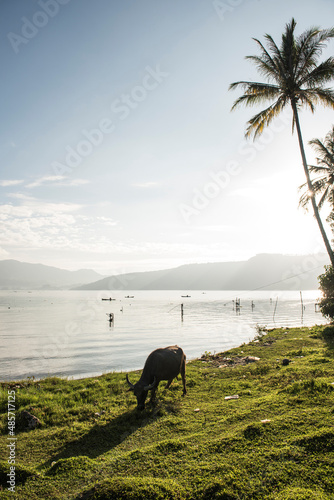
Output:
[[201, 354, 261, 369]]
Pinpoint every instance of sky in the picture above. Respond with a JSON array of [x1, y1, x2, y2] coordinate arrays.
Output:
[[1, 0, 334, 275]]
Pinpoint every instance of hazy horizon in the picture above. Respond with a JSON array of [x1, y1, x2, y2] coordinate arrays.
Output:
[[1, 0, 334, 276], [0, 252, 330, 289]]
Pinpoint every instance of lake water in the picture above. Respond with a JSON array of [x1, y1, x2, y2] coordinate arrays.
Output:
[[0, 289, 327, 381]]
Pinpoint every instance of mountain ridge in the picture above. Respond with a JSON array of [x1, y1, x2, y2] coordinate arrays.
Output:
[[0, 259, 105, 289], [0, 254, 328, 290], [75, 253, 329, 291]]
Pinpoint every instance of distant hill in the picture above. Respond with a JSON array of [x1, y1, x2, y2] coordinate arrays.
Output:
[[0, 260, 105, 290], [75, 253, 329, 291]]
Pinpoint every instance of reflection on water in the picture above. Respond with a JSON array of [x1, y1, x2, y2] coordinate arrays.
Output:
[[0, 289, 327, 380]]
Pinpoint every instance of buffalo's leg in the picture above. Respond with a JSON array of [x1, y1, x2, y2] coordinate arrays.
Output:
[[181, 358, 187, 395], [149, 386, 158, 404], [165, 379, 173, 389]]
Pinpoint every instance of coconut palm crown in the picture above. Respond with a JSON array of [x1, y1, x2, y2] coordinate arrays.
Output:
[[300, 126, 334, 211], [229, 18, 334, 264]]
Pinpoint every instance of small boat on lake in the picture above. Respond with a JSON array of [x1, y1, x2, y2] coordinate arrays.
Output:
[[181, 295, 191, 298], [101, 298, 116, 301]]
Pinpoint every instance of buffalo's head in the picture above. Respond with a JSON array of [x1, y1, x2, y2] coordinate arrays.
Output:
[[126, 374, 156, 410]]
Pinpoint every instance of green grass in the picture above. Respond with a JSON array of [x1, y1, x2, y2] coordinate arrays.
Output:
[[1, 325, 334, 499]]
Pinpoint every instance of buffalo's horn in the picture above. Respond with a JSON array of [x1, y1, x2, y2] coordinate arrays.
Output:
[[144, 377, 157, 391], [126, 374, 135, 390]]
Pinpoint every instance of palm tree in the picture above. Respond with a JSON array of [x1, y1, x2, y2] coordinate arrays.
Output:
[[229, 18, 334, 265], [299, 126, 334, 211]]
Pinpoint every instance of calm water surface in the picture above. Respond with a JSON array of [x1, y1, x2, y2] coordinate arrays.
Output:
[[0, 289, 327, 380]]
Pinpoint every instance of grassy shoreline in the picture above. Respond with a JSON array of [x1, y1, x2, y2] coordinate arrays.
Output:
[[1, 325, 334, 499]]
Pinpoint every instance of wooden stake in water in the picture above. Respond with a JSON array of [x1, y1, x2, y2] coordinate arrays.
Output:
[[181, 303, 184, 321], [273, 297, 278, 322], [300, 291, 304, 323]]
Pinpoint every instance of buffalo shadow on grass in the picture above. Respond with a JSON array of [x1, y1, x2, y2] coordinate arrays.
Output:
[[42, 400, 176, 467]]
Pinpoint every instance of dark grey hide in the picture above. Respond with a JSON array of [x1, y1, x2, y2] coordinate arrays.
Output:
[[126, 345, 186, 410]]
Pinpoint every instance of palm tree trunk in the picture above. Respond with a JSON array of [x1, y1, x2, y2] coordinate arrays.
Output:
[[291, 99, 334, 265]]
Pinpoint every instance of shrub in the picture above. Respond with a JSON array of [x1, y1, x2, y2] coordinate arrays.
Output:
[[322, 325, 334, 346], [318, 265, 334, 322]]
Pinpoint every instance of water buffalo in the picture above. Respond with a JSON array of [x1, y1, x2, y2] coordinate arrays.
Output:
[[126, 345, 186, 410]]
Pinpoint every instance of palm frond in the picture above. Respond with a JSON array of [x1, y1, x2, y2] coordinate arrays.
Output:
[[295, 28, 334, 85], [299, 177, 328, 210], [229, 82, 280, 111], [263, 34, 286, 78], [300, 57, 334, 87], [280, 19, 298, 75], [245, 55, 279, 82], [245, 98, 286, 138], [318, 187, 330, 210], [300, 128, 334, 211], [308, 163, 334, 174], [296, 92, 316, 112], [298, 187, 312, 210], [251, 38, 279, 73], [309, 132, 334, 170], [305, 88, 334, 108]]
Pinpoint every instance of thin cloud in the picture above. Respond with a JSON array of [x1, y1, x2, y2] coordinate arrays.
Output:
[[65, 179, 90, 186], [0, 179, 24, 187], [25, 176, 90, 188], [96, 216, 118, 226], [26, 175, 66, 188], [7, 193, 36, 201], [3, 195, 83, 213]]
